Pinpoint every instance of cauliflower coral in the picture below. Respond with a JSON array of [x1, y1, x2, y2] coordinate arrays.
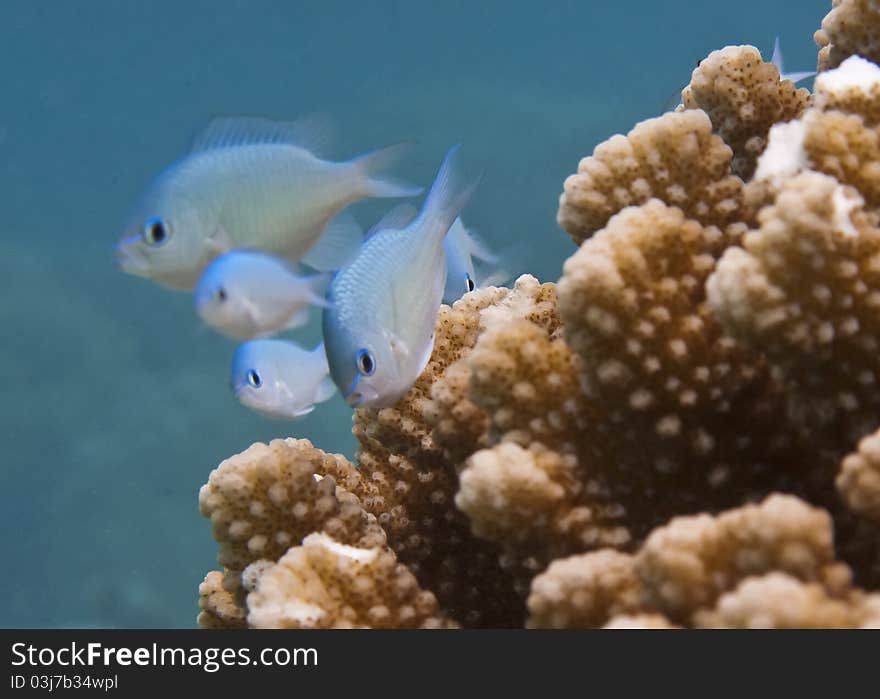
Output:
[[197, 2, 880, 628]]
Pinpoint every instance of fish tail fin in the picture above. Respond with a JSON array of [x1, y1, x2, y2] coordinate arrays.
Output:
[[421, 145, 482, 240], [462, 225, 498, 265], [476, 239, 528, 290], [352, 142, 423, 199]]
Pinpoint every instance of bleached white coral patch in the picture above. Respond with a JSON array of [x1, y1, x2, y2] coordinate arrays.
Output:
[[304, 532, 379, 563], [816, 55, 880, 96], [753, 117, 808, 183], [831, 185, 863, 239]]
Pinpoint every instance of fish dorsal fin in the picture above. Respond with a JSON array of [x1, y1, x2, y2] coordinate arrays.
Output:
[[366, 203, 419, 239], [301, 210, 362, 271], [190, 114, 334, 157]]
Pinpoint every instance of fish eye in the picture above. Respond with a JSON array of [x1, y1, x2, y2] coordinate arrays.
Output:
[[356, 348, 375, 376], [246, 369, 262, 388], [466, 274, 475, 292], [142, 217, 169, 246], [216, 287, 227, 302]]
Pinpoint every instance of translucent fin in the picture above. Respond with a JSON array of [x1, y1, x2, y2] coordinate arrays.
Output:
[[351, 142, 423, 199], [771, 36, 784, 73], [422, 145, 482, 238], [305, 273, 334, 308], [659, 88, 685, 115], [190, 114, 334, 156], [284, 307, 311, 330], [389, 334, 411, 365], [310, 342, 336, 404], [204, 224, 234, 254], [475, 240, 527, 290], [415, 333, 436, 377], [365, 203, 419, 239], [311, 341, 330, 370], [782, 70, 816, 84], [314, 375, 337, 404], [462, 226, 498, 265], [770, 36, 814, 84], [477, 268, 512, 289], [301, 210, 362, 271]]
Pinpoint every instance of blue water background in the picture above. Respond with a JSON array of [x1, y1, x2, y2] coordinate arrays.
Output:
[[0, 1, 826, 627]]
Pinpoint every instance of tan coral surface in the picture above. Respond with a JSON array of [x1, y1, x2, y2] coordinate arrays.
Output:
[[197, 8, 880, 629], [681, 45, 810, 179], [557, 110, 744, 245]]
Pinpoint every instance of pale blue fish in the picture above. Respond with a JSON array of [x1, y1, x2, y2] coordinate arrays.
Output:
[[771, 37, 816, 84], [195, 250, 331, 340], [230, 339, 336, 420], [323, 145, 479, 408], [442, 218, 512, 304], [365, 205, 507, 305], [115, 115, 420, 290]]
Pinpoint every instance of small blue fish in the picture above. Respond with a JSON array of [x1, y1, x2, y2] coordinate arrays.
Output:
[[230, 339, 336, 420], [115, 115, 419, 290], [771, 37, 815, 85], [442, 218, 510, 304], [364, 206, 508, 305], [323, 145, 479, 408], [195, 250, 331, 340]]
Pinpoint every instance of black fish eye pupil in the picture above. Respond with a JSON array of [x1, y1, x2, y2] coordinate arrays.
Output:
[[357, 349, 374, 375], [144, 218, 166, 245], [217, 287, 227, 301], [247, 370, 261, 387]]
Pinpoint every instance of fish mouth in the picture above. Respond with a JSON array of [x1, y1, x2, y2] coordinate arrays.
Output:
[[345, 384, 379, 408], [114, 238, 150, 277]]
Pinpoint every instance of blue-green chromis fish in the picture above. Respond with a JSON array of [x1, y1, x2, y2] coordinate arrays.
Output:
[[442, 217, 512, 305], [322, 145, 479, 408], [363, 205, 510, 306], [195, 251, 330, 340], [771, 36, 816, 85], [115, 116, 420, 290], [230, 339, 336, 420]]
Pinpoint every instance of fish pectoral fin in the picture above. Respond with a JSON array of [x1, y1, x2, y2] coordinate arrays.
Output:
[[292, 405, 316, 419], [387, 332, 411, 365], [300, 210, 362, 271], [284, 307, 311, 330], [415, 333, 436, 377], [314, 376, 338, 404], [204, 225, 234, 254], [190, 114, 335, 157], [365, 203, 419, 239]]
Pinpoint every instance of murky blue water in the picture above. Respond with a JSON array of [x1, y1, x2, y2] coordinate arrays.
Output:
[[0, 1, 826, 627]]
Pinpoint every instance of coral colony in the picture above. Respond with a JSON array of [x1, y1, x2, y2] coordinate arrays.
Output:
[[196, 2, 880, 628]]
